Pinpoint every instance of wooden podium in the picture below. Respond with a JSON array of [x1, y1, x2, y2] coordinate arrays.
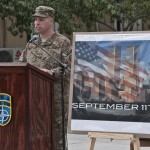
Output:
[[0, 63, 55, 150]]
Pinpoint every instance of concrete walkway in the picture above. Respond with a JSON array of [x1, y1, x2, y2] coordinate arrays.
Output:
[[67, 133, 149, 150]]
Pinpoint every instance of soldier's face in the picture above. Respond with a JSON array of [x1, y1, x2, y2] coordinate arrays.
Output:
[[34, 16, 53, 34]]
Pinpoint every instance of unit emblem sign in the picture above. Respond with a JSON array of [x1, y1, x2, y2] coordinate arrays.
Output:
[[0, 93, 12, 126]]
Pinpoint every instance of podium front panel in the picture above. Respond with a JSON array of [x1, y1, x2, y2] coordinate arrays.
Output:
[[0, 63, 54, 150]]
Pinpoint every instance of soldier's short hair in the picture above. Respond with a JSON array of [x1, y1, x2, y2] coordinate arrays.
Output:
[[33, 6, 55, 18]]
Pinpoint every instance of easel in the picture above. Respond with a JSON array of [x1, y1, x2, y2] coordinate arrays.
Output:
[[88, 132, 140, 150], [130, 138, 150, 150]]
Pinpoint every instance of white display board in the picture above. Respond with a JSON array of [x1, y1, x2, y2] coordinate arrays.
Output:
[[69, 32, 150, 135]]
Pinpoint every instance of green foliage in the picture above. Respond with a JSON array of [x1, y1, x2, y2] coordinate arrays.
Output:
[[0, 0, 150, 37]]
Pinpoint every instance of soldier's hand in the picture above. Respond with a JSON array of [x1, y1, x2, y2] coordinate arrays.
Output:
[[41, 68, 54, 75]]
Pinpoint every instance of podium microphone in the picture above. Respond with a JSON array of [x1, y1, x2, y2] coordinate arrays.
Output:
[[29, 35, 38, 43]]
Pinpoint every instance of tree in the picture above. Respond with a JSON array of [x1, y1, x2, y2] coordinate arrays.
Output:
[[69, 0, 150, 31], [0, 0, 150, 38], [0, 0, 34, 39]]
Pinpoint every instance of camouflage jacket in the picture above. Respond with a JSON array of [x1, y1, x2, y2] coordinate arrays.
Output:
[[19, 32, 72, 78]]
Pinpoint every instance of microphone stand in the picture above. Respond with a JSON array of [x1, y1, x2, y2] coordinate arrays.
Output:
[[32, 41, 69, 150]]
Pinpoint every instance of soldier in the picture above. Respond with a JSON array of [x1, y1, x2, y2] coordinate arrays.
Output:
[[19, 6, 72, 150]]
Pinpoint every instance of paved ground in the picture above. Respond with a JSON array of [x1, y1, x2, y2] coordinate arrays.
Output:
[[67, 133, 149, 150]]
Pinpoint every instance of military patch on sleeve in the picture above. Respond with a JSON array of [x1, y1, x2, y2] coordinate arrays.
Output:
[[0, 93, 12, 126]]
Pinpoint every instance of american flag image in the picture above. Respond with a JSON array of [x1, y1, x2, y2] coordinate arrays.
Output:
[[73, 41, 147, 102]]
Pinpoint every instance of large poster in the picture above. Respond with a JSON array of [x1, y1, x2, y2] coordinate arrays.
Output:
[[69, 32, 150, 135]]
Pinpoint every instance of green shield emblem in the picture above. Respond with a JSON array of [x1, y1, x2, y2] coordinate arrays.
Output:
[[0, 93, 12, 126]]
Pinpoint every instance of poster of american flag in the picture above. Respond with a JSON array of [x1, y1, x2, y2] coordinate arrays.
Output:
[[69, 32, 150, 135]]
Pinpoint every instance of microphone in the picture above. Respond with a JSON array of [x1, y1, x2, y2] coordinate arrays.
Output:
[[29, 35, 38, 43]]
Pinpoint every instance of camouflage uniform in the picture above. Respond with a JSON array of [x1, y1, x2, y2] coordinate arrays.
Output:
[[19, 31, 71, 150], [20, 6, 72, 149]]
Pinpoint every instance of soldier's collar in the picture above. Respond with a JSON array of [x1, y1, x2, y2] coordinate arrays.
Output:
[[41, 33, 57, 46]]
